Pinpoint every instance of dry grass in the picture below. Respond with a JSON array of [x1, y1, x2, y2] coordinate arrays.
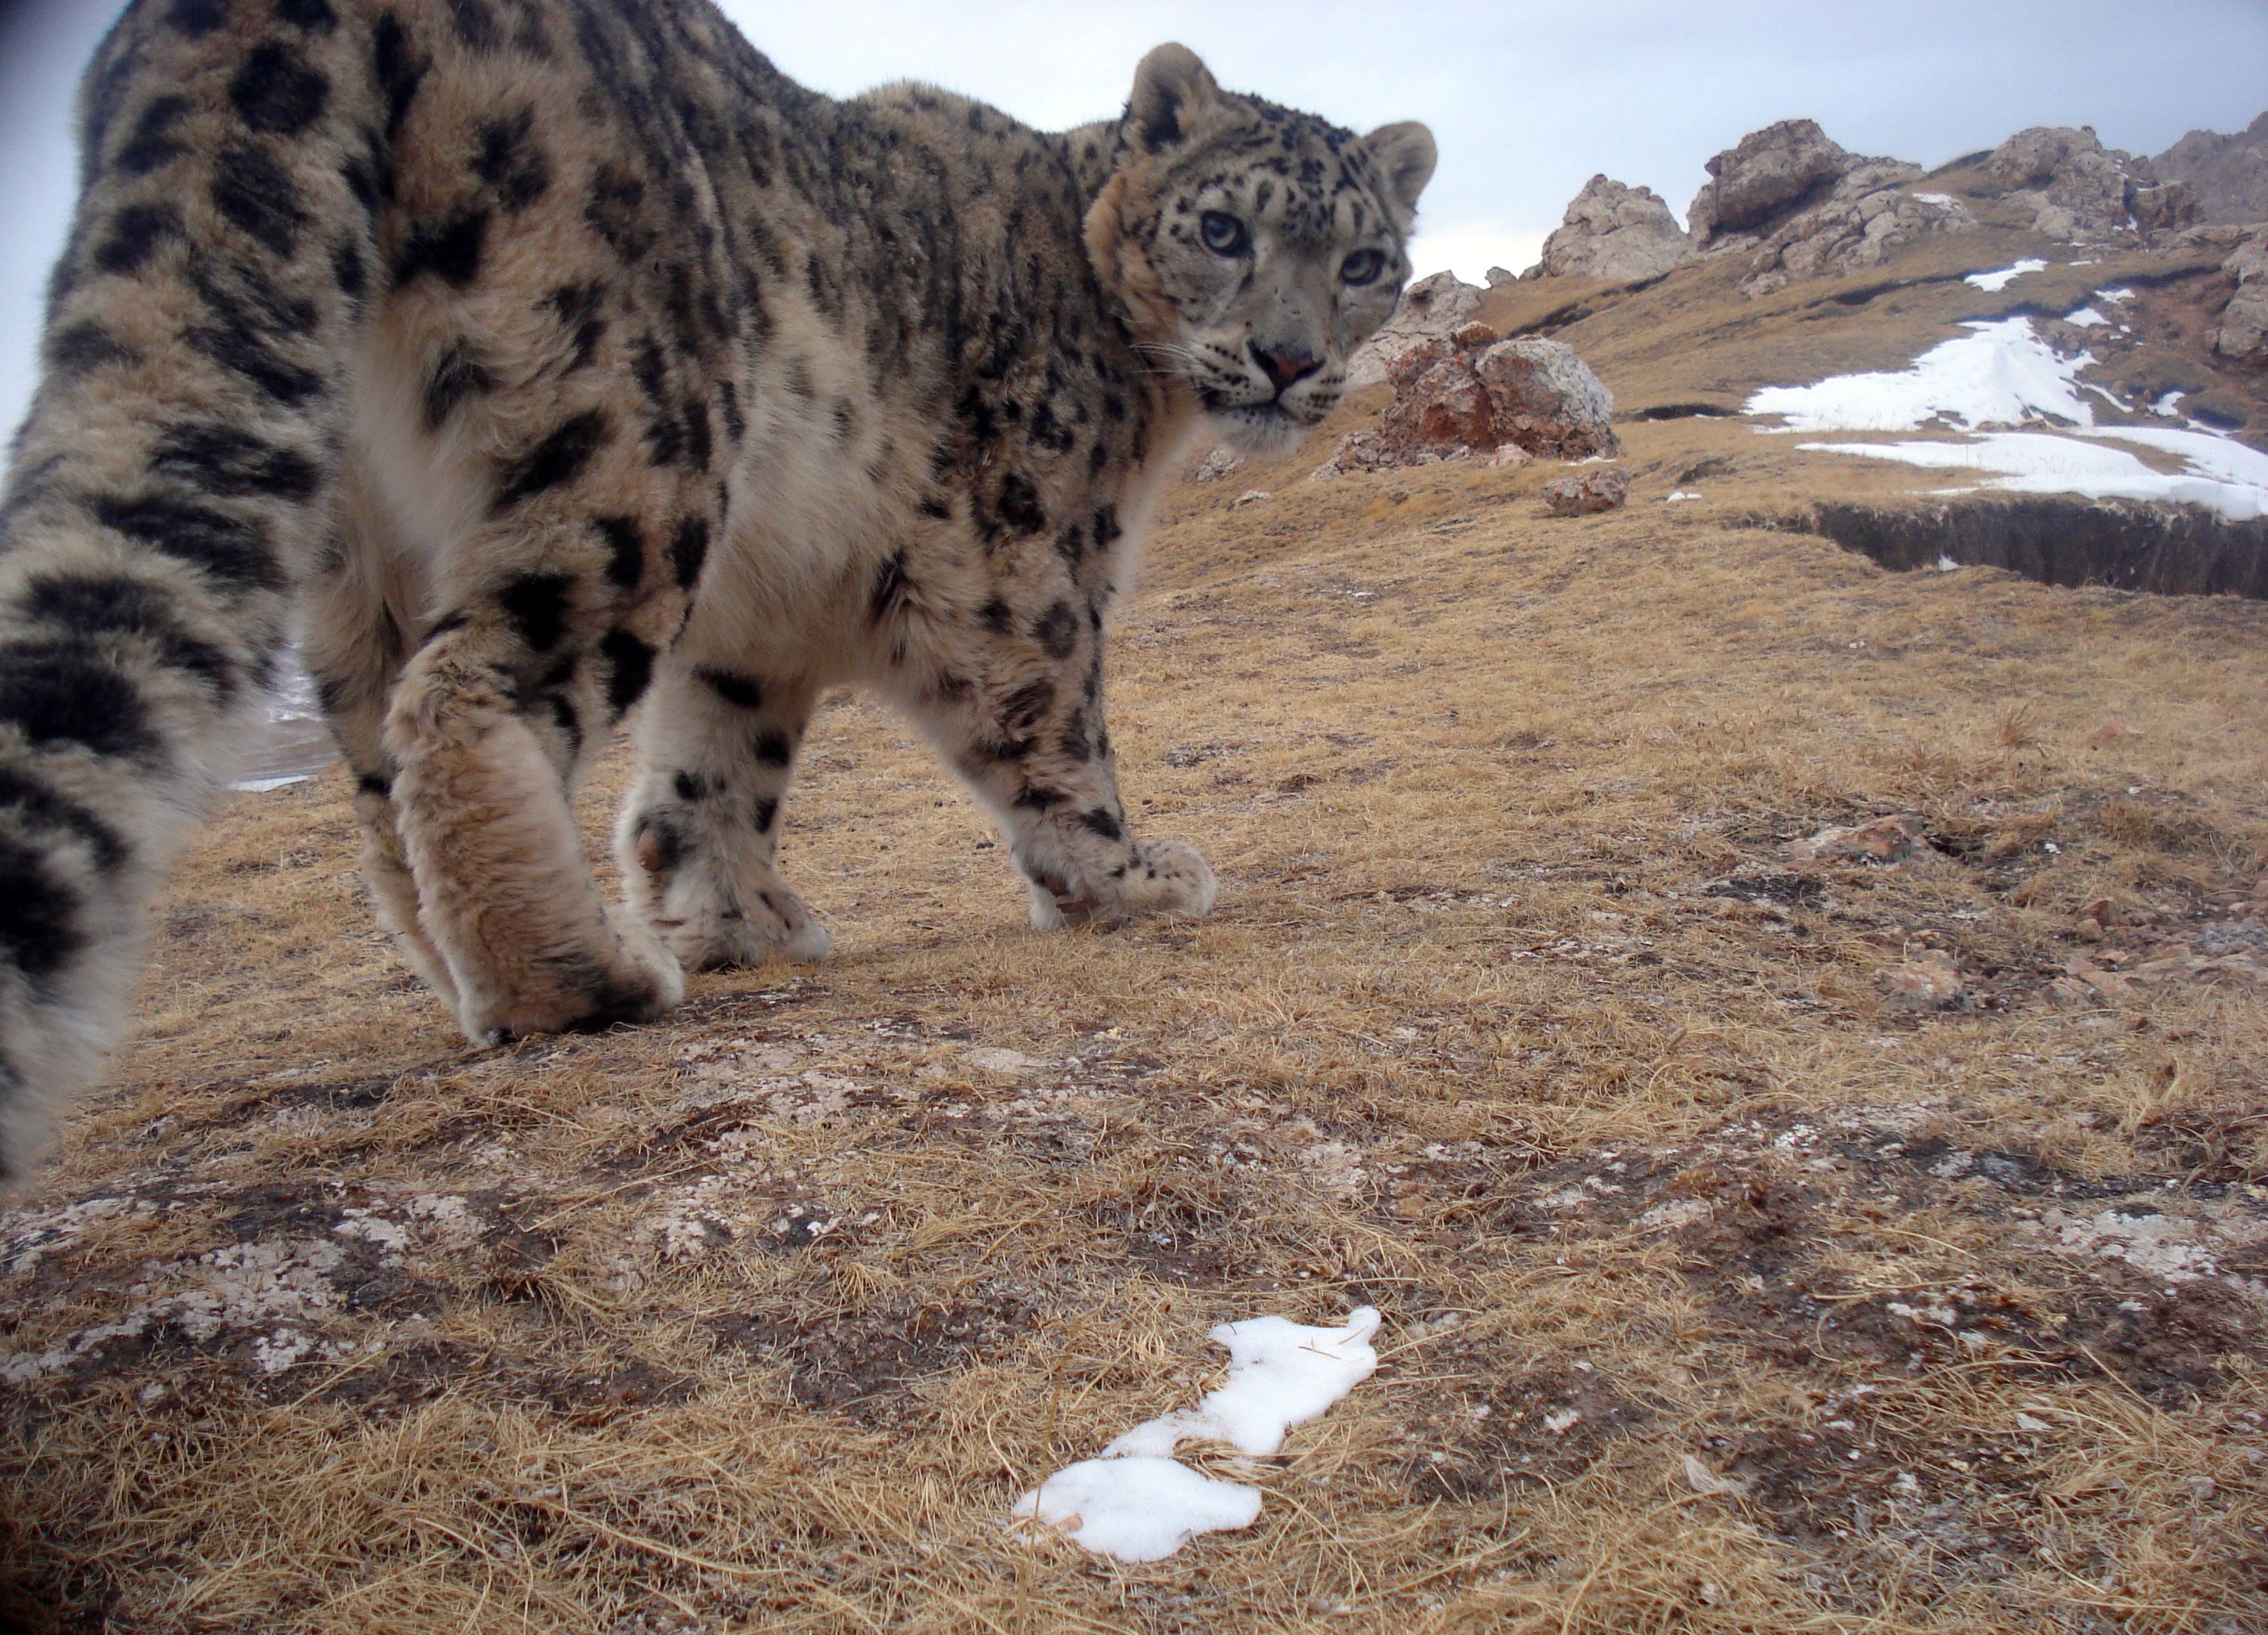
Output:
[[6, 292, 2268, 1634]]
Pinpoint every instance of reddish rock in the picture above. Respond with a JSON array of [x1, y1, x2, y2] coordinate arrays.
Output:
[[1314, 326, 1618, 478]]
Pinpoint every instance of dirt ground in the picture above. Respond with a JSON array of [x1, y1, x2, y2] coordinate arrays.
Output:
[[4, 390, 2267, 1632]]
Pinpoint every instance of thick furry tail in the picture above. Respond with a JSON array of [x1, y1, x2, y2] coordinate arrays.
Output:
[[0, 0, 382, 1182]]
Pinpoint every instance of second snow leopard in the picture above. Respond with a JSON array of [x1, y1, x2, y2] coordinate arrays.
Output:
[[0, 0, 1434, 1177]]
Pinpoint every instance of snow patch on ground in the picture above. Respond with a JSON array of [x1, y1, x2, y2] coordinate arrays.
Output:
[[1793, 433, 2267, 520], [1749, 316, 2268, 520], [1964, 258, 2047, 292], [1747, 318, 2092, 433], [1010, 1307, 1380, 1562]]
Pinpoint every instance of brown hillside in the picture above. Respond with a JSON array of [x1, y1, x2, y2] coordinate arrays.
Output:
[[4, 262, 2267, 1629]]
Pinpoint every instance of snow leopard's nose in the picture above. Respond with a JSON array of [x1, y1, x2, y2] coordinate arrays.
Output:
[[1251, 341, 1322, 396]]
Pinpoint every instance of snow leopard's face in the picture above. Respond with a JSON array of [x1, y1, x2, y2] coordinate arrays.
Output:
[[1086, 46, 1436, 454]]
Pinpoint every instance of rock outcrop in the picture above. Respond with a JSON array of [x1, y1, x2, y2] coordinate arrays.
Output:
[[2154, 111, 2268, 227], [2210, 226, 2268, 361], [1675, 120, 1976, 298], [1533, 175, 1692, 283], [1346, 270, 1484, 387], [1984, 125, 2196, 244], [1316, 321, 1618, 477], [1687, 120, 1855, 248], [1736, 168, 1975, 299]]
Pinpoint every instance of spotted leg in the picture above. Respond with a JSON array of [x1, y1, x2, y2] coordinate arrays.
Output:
[[381, 543, 685, 1045], [616, 658, 832, 968], [299, 474, 461, 1013], [913, 643, 1217, 930]]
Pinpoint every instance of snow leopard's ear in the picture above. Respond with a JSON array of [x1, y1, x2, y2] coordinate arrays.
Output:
[[1364, 122, 1438, 233], [1126, 43, 1220, 155]]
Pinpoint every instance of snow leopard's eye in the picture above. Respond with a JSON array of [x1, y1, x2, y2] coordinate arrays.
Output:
[[1199, 211, 1248, 256], [1340, 248, 1387, 286]]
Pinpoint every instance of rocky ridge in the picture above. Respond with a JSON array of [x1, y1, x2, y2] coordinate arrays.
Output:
[[1513, 113, 2268, 309], [2152, 112, 2268, 227]]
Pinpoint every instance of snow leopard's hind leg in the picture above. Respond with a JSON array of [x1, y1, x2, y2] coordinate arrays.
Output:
[[298, 464, 462, 1015], [374, 492, 698, 1046], [0, 0, 379, 1180]]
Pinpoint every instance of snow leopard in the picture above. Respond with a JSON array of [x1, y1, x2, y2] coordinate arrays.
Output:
[[0, 0, 1434, 1180]]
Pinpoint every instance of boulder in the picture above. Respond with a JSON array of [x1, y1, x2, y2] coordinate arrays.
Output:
[[1474, 337, 1616, 453], [1983, 125, 2172, 244], [2152, 111, 2268, 227], [1688, 120, 1854, 247], [1535, 175, 1692, 283], [1542, 468, 1630, 515], [1314, 323, 1618, 477], [1188, 446, 1245, 483], [1346, 269, 1484, 387], [1738, 182, 1974, 299], [2132, 181, 2201, 235], [2214, 226, 2268, 361]]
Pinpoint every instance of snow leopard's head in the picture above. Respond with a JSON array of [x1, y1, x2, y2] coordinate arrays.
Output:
[[1085, 44, 1435, 454]]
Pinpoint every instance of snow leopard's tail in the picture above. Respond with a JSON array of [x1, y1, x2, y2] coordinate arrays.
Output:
[[0, 0, 386, 1182]]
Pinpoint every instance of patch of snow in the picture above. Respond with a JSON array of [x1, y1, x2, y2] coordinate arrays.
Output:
[[1964, 258, 2047, 292], [230, 774, 315, 794], [2062, 307, 2108, 328], [1011, 1307, 1380, 1562], [1010, 1457, 1262, 1563], [1937, 554, 1961, 571], [1106, 1309, 1381, 1459], [2088, 425, 2268, 488], [1794, 431, 2267, 521], [1748, 318, 2093, 433], [2094, 287, 2135, 303], [1913, 192, 1958, 207], [1663, 489, 1702, 502], [2150, 390, 2185, 418]]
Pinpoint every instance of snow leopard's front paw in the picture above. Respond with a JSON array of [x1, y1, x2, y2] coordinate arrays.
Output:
[[1028, 838, 1219, 929], [648, 878, 833, 970]]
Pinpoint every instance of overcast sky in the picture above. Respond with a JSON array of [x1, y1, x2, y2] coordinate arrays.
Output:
[[2, 0, 2264, 440]]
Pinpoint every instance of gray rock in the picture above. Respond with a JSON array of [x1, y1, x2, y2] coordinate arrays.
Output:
[[1984, 125, 2177, 244], [2213, 227, 2268, 360], [1688, 120, 1853, 246], [1541, 467, 1630, 515], [1346, 269, 1484, 387], [2153, 111, 2268, 227], [1474, 338, 1616, 451], [1536, 175, 1693, 283], [1738, 183, 1975, 299]]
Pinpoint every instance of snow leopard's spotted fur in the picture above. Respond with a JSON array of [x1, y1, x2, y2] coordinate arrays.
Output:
[[0, 0, 1433, 1179]]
